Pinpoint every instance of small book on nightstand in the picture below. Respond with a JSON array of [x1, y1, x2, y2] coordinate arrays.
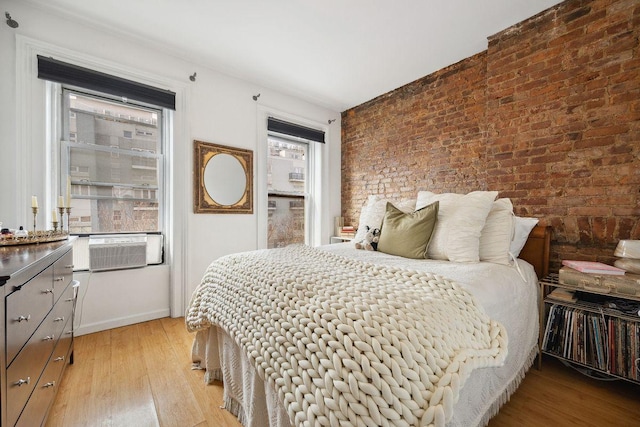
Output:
[[547, 288, 577, 303], [561, 260, 625, 275]]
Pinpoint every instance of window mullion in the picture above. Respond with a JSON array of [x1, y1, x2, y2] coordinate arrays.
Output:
[[67, 141, 160, 159]]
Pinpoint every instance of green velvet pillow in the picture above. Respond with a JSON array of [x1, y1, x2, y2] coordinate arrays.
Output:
[[377, 201, 439, 259]]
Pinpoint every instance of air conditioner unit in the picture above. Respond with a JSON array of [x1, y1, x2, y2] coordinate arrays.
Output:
[[89, 234, 147, 272]]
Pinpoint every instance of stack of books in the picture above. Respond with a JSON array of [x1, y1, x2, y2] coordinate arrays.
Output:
[[338, 226, 355, 238], [558, 260, 640, 298]]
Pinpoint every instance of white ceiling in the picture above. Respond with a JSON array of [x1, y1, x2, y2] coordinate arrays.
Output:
[[23, 0, 563, 112]]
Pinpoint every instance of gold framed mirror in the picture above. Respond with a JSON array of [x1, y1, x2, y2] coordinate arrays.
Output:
[[194, 140, 253, 214]]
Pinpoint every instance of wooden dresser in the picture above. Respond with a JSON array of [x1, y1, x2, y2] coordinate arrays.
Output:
[[0, 238, 76, 427]]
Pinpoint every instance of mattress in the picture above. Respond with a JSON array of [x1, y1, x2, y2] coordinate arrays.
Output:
[[191, 243, 540, 427]]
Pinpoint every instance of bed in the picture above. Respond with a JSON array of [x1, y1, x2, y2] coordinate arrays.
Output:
[[186, 193, 551, 427]]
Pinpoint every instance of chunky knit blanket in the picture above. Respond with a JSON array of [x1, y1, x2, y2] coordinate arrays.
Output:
[[186, 245, 508, 427]]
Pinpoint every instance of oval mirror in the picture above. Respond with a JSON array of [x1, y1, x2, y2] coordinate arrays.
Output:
[[204, 153, 247, 206]]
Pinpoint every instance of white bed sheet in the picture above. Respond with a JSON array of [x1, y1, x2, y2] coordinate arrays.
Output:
[[192, 243, 540, 427]]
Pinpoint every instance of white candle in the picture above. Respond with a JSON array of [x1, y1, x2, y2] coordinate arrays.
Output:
[[52, 209, 58, 222], [31, 195, 38, 208], [58, 196, 65, 209]]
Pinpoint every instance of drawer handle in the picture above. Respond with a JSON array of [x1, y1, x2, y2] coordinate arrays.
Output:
[[15, 315, 31, 323], [65, 298, 74, 302], [54, 316, 65, 322], [43, 381, 56, 388], [65, 264, 74, 269], [54, 356, 65, 362], [54, 277, 65, 282], [43, 335, 55, 341], [14, 377, 30, 386], [43, 288, 54, 294], [65, 330, 73, 335]]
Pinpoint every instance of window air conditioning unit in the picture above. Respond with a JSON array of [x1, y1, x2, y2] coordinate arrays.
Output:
[[89, 234, 147, 272]]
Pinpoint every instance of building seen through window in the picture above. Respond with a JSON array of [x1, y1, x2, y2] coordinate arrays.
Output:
[[63, 91, 163, 233], [267, 136, 307, 248]]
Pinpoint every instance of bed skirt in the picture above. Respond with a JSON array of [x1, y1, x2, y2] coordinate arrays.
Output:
[[192, 326, 538, 427]]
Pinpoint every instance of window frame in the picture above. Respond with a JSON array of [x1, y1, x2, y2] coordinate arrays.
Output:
[[265, 130, 321, 248], [19, 36, 188, 314], [266, 134, 310, 248], [59, 86, 167, 235], [255, 107, 330, 250]]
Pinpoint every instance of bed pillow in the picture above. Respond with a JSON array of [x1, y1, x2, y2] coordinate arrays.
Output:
[[510, 216, 539, 258], [479, 198, 515, 265], [354, 195, 416, 242], [416, 190, 498, 262], [377, 201, 439, 259]]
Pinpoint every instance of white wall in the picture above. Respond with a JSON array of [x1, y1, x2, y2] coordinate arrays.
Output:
[[0, 1, 341, 334]]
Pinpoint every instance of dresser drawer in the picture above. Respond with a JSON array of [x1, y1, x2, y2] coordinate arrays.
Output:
[[14, 350, 66, 427], [6, 265, 55, 365], [51, 316, 74, 373], [52, 281, 75, 340], [6, 310, 57, 426], [52, 249, 73, 304]]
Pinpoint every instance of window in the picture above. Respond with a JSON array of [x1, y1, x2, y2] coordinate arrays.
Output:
[[61, 89, 163, 234], [266, 135, 308, 248], [264, 117, 325, 249]]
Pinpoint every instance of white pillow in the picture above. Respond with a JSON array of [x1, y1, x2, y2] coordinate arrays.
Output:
[[354, 195, 416, 242], [510, 217, 539, 258], [479, 198, 515, 265], [416, 190, 498, 262]]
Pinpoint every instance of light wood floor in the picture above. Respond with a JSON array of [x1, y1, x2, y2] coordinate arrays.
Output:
[[46, 317, 640, 427]]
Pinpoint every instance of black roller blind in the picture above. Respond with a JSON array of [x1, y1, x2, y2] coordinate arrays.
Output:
[[268, 117, 325, 143], [37, 55, 176, 110]]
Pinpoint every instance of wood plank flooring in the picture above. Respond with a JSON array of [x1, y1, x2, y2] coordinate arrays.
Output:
[[46, 317, 640, 427]]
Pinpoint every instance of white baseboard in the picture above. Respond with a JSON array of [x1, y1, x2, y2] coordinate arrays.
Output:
[[74, 308, 171, 336]]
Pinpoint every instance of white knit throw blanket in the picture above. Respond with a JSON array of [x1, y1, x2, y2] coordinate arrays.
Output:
[[186, 245, 508, 427]]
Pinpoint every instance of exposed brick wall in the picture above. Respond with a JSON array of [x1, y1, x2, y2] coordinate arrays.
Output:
[[341, 0, 640, 271]]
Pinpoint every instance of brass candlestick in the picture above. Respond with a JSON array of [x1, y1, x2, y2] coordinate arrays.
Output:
[[65, 207, 72, 233], [32, 206, 38, 233], [58, 207, 66, 232]]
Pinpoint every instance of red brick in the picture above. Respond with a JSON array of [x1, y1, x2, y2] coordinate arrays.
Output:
[[341, 0, 640, 266]]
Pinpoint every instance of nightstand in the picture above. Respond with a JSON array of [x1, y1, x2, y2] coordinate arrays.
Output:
[[539, 272, 640, 384]]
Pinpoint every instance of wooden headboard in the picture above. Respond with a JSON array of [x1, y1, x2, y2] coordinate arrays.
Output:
[[518, 225, 551, 279]]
